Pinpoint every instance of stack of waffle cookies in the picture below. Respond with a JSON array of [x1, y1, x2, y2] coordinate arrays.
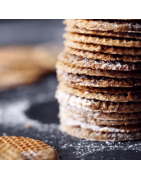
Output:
[[56, 19, 141, 141]]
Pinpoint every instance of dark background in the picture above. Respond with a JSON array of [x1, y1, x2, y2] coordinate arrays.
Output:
[[0, 20, 141, 160], [0, 19, 64, 45]]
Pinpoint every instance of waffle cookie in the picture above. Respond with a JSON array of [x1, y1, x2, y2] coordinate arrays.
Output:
[[0, 143, 25, 160], [61, 125, 141, 141], [56, 61, 141, 79], [57, 70, 141, 88], [64, 47, 141, 63], [64, 19, 141, 33], [65, 26, 141, 39], [0, 69, 46, 91], [59, 107, 141, 126], [56, 90, 141, 113], [64, 40, 141, 56], [56, 19, 141, 142], [58, 52, 141, 71], [0, 43, 61, 90], [0, 136, 59, 160], [58, 82, 141, 102], [64, 33, 141, 48]]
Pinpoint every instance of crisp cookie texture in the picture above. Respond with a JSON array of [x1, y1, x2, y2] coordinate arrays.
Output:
[[65, 81, 141, 94], [64, 47, 141, 63], [58, 82, 141, 102], [56, 60, 141, 79], [63, 19, 141, 33], [59, 108, 141, 126], [64, 40, 141, 56], [0, 143, 25, 160], [57, 70, 141, 88], [60, 116, 141, 133], [58, 52, 141, 71], [64, 33, 141, 48], [65, 26, 141, 39], [60, 105, 141, 120], [0, 136, 59, 160], [56, 90, 141, 113], [61, 125, 141, 141]]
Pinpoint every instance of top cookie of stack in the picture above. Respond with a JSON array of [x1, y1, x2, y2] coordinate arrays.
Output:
[[56, 19, 141, 141]]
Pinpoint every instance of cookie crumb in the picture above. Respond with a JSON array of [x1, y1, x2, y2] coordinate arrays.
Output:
[[25, 124, 31, 129]]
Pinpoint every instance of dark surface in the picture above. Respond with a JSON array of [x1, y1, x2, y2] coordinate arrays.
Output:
[[0, 73, 141, 160]]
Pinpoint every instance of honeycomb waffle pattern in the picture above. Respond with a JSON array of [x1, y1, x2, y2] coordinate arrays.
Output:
[[0, 143, 25, 160], [0, 136, 59, 160]]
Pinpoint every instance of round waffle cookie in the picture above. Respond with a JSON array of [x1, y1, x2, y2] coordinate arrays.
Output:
[[64, 81, 141, 94], [64, 40, 141, 56], [59, 108, 141, 126], [60, 116, 141, 133], [58, 52, 141, 71], [0, 136, 59, 160], [61, 125, 141, 142], [56, 61, 141, 79], [63, 19, 141, 33], [0, 143, 25, 160], [60, 105, 141, 120], [64, 33, 141, 48], [64, 47, 141, 63], [58, 82, 141, 102], [56, 90, 141, 113], [65, 26, 141, 39], [57, 70, 141, 88]]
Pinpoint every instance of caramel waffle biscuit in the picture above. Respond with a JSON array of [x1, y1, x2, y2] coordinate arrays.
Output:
[[65, 81, 141, 94], [59, 107, 141, 126], [64, 40, 141, 55], [64, 33, 141, 48], [56, 60, 141, 79], [60, 105, 141, 120], [63, 19, 141, 33], [65, 26, 141, 39], [64, 47, 141, 63], [57, 70, 141, 88], [60, 115, 141, 133], [58, 82, 141, 102], [58, 52, 141, 71], [0, 143, 25, 160], [61, 125, 141, 141], [56, 90, 141, 113], [0, 136, 59, 160]]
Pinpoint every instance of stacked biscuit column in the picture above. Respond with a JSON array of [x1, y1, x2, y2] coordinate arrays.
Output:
[[56, 19, 141, 141]]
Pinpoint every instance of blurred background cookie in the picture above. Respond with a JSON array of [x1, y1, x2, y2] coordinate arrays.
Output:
[[0, 43, 62, 90]]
